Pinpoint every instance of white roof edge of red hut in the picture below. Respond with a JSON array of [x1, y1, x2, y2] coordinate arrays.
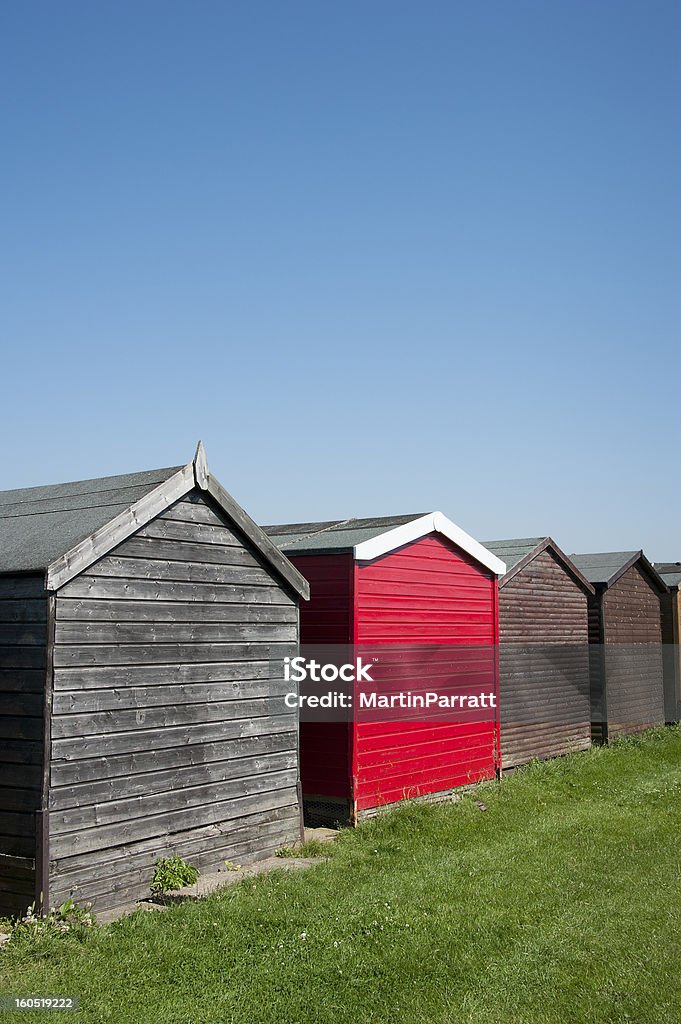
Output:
[[353, 511, 507, 576]]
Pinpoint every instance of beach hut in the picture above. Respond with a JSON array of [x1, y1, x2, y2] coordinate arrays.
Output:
[[654, 562, 681, 724], [482, 537, 594, 768], [570, 551, 667, 742], [264, 513, 506, 826], [0, 443, 309, 916]]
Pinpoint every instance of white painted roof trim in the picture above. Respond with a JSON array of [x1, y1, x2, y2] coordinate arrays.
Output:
[[353, 512, 507, 576]]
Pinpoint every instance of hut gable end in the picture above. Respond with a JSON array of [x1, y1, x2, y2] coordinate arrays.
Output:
[[603, 563, 664, 645], [46, 489, 301, 911], [498, 548, 590, 645]]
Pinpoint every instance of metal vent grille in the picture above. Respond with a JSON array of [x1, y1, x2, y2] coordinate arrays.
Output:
[[303, 797, 349, 829]]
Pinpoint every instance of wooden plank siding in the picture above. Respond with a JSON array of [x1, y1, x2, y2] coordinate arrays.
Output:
[[286, 554, 353, 826], [498, 549, 591, 769], [48, 491, 302, 912], [587, 564, 665, 742], [0, 574, 46, 915], [660, 589, 680, 723], [600, 564, 665, 739], [353, 535, 499, 814]]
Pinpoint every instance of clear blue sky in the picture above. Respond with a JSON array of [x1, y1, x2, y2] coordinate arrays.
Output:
[[1, 1, 679, 559]]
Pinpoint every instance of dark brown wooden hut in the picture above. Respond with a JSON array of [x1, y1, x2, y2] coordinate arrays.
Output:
[[570, 551, 667, 742], [0, 443, 309, 916], [483, 537, 594, 769], [654, 562, 681, 724]]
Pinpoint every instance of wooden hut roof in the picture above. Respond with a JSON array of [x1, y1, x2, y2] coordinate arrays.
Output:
[[654, 562, 681, 590], [264, 512, 507, 575], [571, 550, 668, 593], [483, 537, 594, 594], [0, 465, 182, 575], [0, 443, 309, 599]]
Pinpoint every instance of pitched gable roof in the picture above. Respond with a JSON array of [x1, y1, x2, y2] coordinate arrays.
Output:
[[0, 443, 309, 600], [483, 536, 594, 594], [264, 512, 506, 576], [571, 550, 667, 593]]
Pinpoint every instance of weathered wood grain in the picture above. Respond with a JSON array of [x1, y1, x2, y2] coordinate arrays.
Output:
[[51, 729, 297, 787], [46, 488, 302, 912]]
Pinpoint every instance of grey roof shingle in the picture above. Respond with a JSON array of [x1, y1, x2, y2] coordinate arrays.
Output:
[[263, 513, 428, 554], [0, 466, 182, 575], [570, 551, 640, 586], [481, 538, 546, 573], [654, 562, 681, 589]]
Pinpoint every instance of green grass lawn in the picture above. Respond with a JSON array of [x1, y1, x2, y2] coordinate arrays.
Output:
[[2, 727, 680, 1024]]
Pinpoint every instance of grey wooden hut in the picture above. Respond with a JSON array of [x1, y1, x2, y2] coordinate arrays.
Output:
[[482, 538, 594, 769], [0, 443, 309, 916], [653, 562, 681, 724], [570, 551, 667, 742]]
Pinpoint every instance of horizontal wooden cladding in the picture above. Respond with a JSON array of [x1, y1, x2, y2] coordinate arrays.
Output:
[[50, 761, 298, 836], [0, 600, 47, 623], [53, 658, 283, 691], [356, 547, 495, 655], [358, 571, 493, 595], [52, 711, 296, 763], [2, 763, 42, 788], [49, 781, 298, 858], [0, 623, 47, 646], [0, 576, 45, 600], [0, 811, 37, 852], [0, 853, 35, 915], [501, 724, 591, 768], [51, 696, 292, 739], [1, 740, 42, 766], [49, 805, 300, 911], [0, 690, 42, 716], [53, 640, 294, 667], [118, 536, 263, 568], [499, 549, 589, 645], [0, 646, 46, 670], [137, 516, 249, 547], [47, 491, 302, 911], [54, 621, 296, 646], [603, 564, 663, 644], [356, 743, 494, 795], [56, 599, 296, 623], [356, 718, 493, 749], [300, 722, 349, 796], [53, 676, 290, 714], [356, 755, 496, 809], [51, 729, 297, 787], [0, 669, 45, 694], [61, 577, 294, 605], [0, 715, 42, 740], [81, 556, 275, 587], [289, 555, 352, 647], [50, 743, 297, 812]]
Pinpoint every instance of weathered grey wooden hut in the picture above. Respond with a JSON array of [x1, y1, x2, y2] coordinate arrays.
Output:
[[570, 551, 667, 742], [0, 443, 309, 916], [654, 562, 681, 724], [482, 538, 594, 769]]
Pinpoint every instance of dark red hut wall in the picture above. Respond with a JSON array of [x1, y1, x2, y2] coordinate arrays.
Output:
[[497, 549, 591, 769], [601, 563, 665, 737], [290, 554, 353, 800], [353, 534, 498, 811]]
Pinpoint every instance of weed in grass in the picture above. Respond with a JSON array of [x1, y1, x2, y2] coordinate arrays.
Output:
[[150, 855, 199, 895]]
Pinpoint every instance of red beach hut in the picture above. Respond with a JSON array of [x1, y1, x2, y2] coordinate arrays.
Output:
[[264, 513, 506, 825]]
